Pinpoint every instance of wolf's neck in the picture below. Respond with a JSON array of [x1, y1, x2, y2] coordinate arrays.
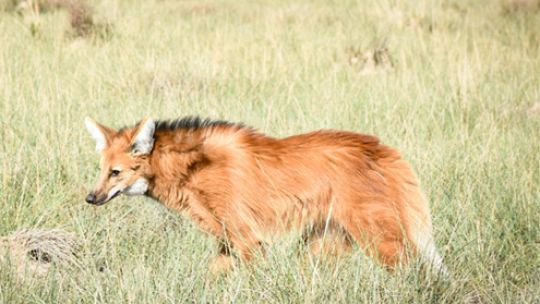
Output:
[[144, 128, 213, 209]]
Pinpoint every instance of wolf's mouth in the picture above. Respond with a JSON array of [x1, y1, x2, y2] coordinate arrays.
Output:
[[107, 190, 122, 202], [94, 190, 122, 206]]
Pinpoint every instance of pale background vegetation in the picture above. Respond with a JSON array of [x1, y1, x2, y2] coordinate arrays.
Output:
[[0, 0, 539, 302]]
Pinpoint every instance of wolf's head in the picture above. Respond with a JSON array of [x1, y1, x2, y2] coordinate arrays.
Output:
[[84, 117, 155, 205]]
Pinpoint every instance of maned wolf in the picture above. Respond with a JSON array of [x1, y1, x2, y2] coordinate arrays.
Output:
[[84, 116, 447, 275]]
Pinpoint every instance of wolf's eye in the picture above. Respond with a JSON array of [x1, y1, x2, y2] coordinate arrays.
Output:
[[110, 169, 121, 177]]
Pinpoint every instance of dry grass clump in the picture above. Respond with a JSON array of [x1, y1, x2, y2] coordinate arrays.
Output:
[[502, 0, 540, 11], [18, 0, 93, 36], [348, 46, 394, 76], [4, 0, 109, 37], [0, 229, 80, 280]]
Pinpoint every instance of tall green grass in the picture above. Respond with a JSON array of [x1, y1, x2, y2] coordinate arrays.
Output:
[[1, 0, 539, 302]]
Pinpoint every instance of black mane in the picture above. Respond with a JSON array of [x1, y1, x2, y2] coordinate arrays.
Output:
[[154, 116, 242, 131]]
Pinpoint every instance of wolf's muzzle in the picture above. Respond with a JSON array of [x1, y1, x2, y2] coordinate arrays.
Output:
[[85, 193, 97, 204]]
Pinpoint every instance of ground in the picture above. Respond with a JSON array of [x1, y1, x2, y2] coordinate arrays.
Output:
[[0, 0, 539, 302]]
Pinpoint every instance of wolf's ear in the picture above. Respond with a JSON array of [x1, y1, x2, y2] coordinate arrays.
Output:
[[85, 117, 114, 152], [131, 117, 155, 156]]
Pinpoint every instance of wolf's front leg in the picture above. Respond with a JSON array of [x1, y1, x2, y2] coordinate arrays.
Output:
[[209, 241, 235, 275], [209, 232, 264, 275]]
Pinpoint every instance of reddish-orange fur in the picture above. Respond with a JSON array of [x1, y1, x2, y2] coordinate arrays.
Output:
[[87, 118, 438, 271]]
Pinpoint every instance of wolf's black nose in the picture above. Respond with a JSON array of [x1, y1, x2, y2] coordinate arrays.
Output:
[[85, 193, 96, 204]]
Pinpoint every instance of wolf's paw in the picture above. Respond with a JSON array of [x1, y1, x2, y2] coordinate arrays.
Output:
[[209, 255, 235, 276]]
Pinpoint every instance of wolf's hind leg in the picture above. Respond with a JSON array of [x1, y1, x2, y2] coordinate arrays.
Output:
[[335, 203, 407, 269]]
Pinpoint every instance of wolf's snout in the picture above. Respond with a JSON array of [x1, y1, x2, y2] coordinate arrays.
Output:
[[85, 193, 97, 204]]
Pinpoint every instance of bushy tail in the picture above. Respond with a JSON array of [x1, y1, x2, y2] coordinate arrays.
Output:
[[412, 230, 450, 278], [402, 183, 450, 279]]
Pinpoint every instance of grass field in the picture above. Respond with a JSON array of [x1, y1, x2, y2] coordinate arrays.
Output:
[[1, 0, 540, 302]]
